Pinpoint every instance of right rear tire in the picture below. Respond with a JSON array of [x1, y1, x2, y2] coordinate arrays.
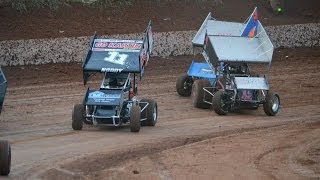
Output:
[[140, 99, 158, 126], [263, 91, 280, 116], [191, 80, 211, 109], [72, 104, 84, 130], [130, 105, 141, 132], [176, 73, 193, 97], [0, 140, 11, 176]]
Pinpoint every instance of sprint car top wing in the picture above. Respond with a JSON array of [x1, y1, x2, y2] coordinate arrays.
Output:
[[192, 13, 246, 47], [0, 67, 7, 114], [192, 7, 260, 47], [193, 8, 274, 68], [84, 39, 143, 73], [204, 21, 274, 67], [82, 21, 153, 85]]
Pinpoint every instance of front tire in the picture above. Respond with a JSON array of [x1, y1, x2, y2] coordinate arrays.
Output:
[[130, 105, 141, 132], [140, 99, 158, 126], [191, 80, 211, 109], [263, 91, 280, 116], [212, 90, 230, 115], [176, 73, 193, 97], [0, 140, 11, 176], [72, 104, 84, 130]]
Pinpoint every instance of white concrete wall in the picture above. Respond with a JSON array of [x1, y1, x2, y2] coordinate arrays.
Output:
[[0, 23, 319, 66]]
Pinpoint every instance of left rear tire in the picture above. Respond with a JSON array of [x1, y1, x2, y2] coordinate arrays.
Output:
[[212, 90, 230, 115], [0, 140, 11, 176], [176, 73, 193, 97], [72, 104, 84, 130]]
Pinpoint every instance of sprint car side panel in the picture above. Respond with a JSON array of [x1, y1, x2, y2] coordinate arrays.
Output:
[[187, 61, 216, 79], [234, 77, 269, 90]]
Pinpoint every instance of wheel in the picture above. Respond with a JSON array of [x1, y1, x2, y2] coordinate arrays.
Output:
[[176, 73, 193, 97], [140, 99, 158, 126], [212, 90, 231, 115], [0, 140, 11, 176], [263, 91, 280, 116], [72, 104, 84, 130], [130, 105, 141, 132], [191, 80, 211, 109]]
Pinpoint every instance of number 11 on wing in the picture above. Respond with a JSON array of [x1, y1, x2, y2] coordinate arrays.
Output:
[[104, 52, 128, 65]]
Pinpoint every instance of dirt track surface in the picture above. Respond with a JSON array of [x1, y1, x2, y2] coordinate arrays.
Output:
[[1, 0, 320, 40], [0, 47, 320, 179]]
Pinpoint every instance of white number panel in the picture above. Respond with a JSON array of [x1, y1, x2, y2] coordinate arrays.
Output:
[[104, 52, 128, 65]]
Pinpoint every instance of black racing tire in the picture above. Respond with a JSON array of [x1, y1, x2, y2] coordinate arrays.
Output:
[[212, 90, 230, 115], [176, 73, 193, 97], [130, 105, 141, 132], [140, 99, 158, 126], [191, 80, 211, 109], [72, 104, 84, 130], [0, 140, 11, 176], [263, 91, 280, 116]]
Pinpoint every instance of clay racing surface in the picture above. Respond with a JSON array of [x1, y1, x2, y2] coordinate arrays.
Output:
[[0, 47, 319, 179], [1, 0, 320, 40]]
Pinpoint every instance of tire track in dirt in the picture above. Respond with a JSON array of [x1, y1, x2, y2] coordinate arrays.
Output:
[[253, 122, 320, 179], [288, 140, 320, 178], [254, 145, 294, 180], [0, 48, 319, 178]]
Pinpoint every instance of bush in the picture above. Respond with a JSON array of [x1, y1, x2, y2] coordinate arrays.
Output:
[[9, 0, 215, 12], [9, 0, 134, 12], [90, 0, 133, 9], [11, 0, 63, 12]]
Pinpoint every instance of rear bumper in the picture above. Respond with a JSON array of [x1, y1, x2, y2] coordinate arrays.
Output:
[[86, 114, 122, 126]]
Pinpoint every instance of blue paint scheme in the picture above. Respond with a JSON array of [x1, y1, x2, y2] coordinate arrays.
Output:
[[241, 7, 258, 37], [77, 21, 154, 126], [0, 67, 7, 114], [187, 61, 216, 81], [95, 108, 116, 117]]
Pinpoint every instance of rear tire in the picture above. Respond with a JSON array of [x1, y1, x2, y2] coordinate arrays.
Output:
[[263, 91, 280, 116], [212, 90, 230, 115], [130, 105, 141, 132], [140, 99, 158, 126], [0, 140, 11, 176], [191, 80, 211, 109], [176, 73, 193, 97], [72, 104, 84, 130]]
